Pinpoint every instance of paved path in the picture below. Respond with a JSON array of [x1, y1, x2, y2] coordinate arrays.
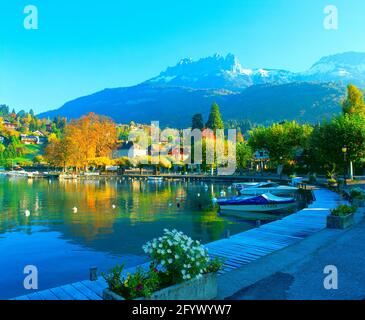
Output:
[[12, 188, 344, 300], [225, 217, 365, 300]]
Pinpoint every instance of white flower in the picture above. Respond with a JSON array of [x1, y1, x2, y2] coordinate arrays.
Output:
[[161, 260, 166, 265], [159, 244, 163, 248], [175, 254, 179, 259], [167, 249, 172, 253], [168, 259, 173, 264]]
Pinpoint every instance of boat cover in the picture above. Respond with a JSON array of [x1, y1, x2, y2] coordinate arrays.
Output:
[[217, 193, 295, 206]]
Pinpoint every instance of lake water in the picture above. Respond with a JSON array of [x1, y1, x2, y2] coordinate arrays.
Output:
[[0, 175, 259, 299]]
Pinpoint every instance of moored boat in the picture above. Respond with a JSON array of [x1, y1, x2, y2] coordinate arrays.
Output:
[[217, 193, 296, 212], [147, 176, 164, 182], [232, 182, 261, 191], [235, 182, 298, 196], [5, 170, 39, 178]]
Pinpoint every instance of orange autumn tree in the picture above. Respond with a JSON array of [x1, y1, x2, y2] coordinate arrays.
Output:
[[45, 113, 117, 171]]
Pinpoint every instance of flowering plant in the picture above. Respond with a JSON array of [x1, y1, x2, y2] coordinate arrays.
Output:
[[104, 230, 223, 299], [143, 229, 222, 286], [102, 264, 160, 300]]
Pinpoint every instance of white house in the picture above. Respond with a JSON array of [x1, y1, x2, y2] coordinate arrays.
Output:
[[112, 141, 147, 159]]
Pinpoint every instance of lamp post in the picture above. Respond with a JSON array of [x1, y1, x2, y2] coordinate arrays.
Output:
[[342, 146, 347, 186]]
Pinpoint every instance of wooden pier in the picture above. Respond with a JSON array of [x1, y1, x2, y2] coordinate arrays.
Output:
[[12, 188, 345, 300]]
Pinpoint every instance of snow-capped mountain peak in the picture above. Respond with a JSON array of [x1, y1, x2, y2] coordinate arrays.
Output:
[[303, 52, 365, 78], [145, 51, 365, 91]]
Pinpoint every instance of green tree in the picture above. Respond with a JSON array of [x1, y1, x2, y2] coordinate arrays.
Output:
[[192, 113, 204, 130], [236, 142, 252, 173], [342, 84, 365, 115], [307, 114, 365, 175], [248, 121, 313, 168], [206, 102, 224, 130]]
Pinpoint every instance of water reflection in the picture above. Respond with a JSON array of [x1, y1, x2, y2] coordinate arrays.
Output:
[[0, 176, 254, 299]]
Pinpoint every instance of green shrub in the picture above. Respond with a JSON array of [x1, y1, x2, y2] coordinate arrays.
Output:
[[205, 256, 224, 273], [349, 187, 365, 200], [102, 264, 160, 300], [330, 204, 357, 217]]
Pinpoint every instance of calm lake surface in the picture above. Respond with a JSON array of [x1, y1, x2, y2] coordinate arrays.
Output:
[[0, 175, 258, 299]]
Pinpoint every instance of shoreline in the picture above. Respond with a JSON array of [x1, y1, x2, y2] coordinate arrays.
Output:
[[2, 170, 293, 184]]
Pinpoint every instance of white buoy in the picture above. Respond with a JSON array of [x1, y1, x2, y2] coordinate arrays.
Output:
[[112, 204, 116, 209], [72, 207, 78, 213], [24, 210, 31, 217], [197, 193, 200, 197], [168, 202, 173, 207]]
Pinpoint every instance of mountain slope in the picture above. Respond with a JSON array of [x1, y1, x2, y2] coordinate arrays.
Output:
[[38, 52, 362, 127], [39, 82, 345, 127], [39, 85, 235, 128], [226, 82, 345, 124]]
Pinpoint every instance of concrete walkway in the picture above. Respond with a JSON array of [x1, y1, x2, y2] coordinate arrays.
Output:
[[220, 211, 365, 300]]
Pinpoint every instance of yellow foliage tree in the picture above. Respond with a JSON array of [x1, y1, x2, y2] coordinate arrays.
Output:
[[45, 113, 117, 171]]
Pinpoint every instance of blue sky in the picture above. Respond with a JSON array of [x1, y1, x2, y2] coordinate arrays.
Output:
[[1, 0, 365, 113]]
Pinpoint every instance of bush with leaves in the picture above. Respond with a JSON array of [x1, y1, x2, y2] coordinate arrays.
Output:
[[349, 187, 365, 200], [102, 264, 160, 300], [330, 204, 357, 217]]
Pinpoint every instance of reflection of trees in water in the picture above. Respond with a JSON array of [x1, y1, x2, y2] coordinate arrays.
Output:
[[0, 177, 237, 247]]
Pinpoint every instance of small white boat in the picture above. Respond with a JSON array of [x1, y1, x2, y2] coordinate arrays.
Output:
[[217, 193, 296, 212], [6, 170, 38, 178], [147, 176, 164, 182], [235, 182, 298, 196], [232, 182, 261, 191]]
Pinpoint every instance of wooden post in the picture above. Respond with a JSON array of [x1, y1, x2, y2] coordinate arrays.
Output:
[[225, 229, 230, 238], [89, 267, 98, 281]]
